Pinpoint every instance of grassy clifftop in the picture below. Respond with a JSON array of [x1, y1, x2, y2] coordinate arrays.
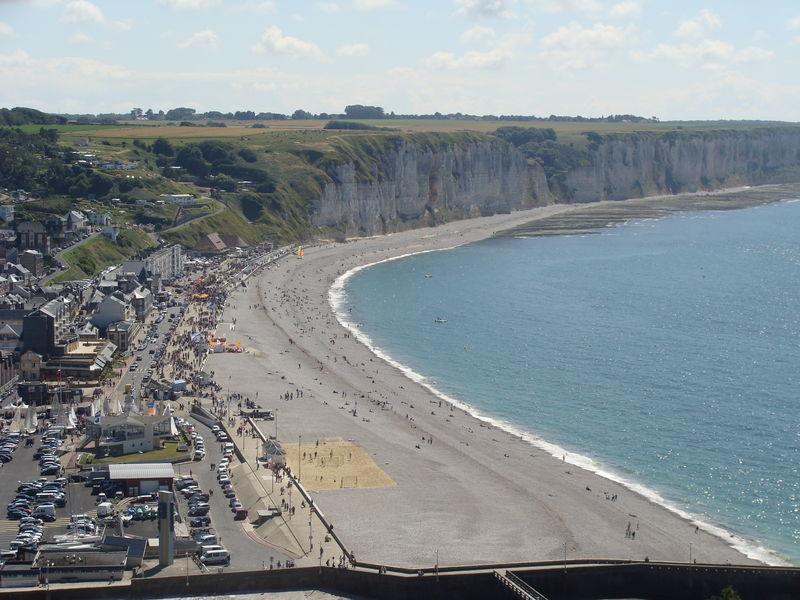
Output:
[[6, 120, 800, 249]]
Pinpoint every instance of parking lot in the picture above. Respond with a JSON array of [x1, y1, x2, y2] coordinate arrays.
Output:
[[0, 432, 100, 552], [176, 415, 291, 570]]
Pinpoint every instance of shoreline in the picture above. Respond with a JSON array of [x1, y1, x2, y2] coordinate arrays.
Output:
[[214, 190, 794, 569], [327, 218, 790, 567]]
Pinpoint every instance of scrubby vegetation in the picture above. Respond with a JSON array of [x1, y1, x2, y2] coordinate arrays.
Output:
[[53, 229, 154, 282]]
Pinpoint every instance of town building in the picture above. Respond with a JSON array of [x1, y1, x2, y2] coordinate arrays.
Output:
[[146, 244, 184, 281], [0, 323, 20, 352], [19, 250, 44, 277], [64, 210, 88, 234], [104, 463, 175, 496], [90, 292, 133, 333], [39, 339, 116, 380], [0, 205, 14, 223], [88, 211, 112, 226], [101, 226, 119, 241], [32, 549, 127, 584], [160, 193, 196, 206], [106, 320, 138, 352], [85, 412, 176, 456], [16, 221, 50, 254]]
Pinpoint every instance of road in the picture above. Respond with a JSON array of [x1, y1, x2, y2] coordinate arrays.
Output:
[[178, 414, 291, 571], [115, 310, 177, 404]]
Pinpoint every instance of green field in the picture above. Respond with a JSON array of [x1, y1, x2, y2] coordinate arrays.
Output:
[[79, 440, 189, 464]]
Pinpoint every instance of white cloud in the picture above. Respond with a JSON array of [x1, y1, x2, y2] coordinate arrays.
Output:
[[733, 46, 774, 63], [609, 1, 640, 19], [177, 29, 218, 49], [454, 0, 514, 19], [0, 22, 13, 37], [523, 0, 602, 15], [788, 16, 800, 30], [676, 9, 720, 39], [424, 48, 511, 69], [252, 26, 324, 60], [60, 0, 131, 29], [460, 25, 496, 44], [159, 0, 213, 8], [235, 1, 276, 12], [0, 49, 130, 81], [539, 22, 629, 70], [61, 0, 105, 24], [636, 40, 773, 68], [336, 42, 369, 57], [317, 2, 341, 12], [352, 0, 401, 9], [69, 32, 94, 45], [424, 30, 529, 70]]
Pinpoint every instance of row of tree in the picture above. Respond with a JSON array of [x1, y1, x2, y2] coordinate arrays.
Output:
[[51, 105, 658, 124]]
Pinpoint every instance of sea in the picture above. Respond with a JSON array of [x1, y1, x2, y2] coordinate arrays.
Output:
[[331, 199, 800, 566]]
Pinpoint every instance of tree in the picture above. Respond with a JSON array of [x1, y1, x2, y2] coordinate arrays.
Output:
[[706, 587, 743, 600], [292, 109, 313, 120], [131, 107, 143, 119], [175, 145, 209, 177], [344, 104, 385, 119], [238, 148, 258, 163], [145, 108, 155, 120], [165, 107, 197, 121], [152, 138, 174, 156]]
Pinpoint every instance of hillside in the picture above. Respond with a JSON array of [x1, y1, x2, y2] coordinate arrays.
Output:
[[3, 113, 800, 249], [52, 229, 155, 283]]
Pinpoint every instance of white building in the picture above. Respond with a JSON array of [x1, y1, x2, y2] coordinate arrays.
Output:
[[146, 244, 184, 281], [90, 292, 132, 332], [160, 194, 196, 206]]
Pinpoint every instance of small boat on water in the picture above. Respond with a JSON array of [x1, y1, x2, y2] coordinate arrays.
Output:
[[434, 317, 448, 324], [424, 273, 433, 278]]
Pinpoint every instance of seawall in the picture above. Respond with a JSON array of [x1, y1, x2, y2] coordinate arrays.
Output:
[[1, 562, 798, 600]]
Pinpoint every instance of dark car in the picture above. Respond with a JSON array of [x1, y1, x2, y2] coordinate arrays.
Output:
[[188, 493, 209, 503], [189, 516, 211, 527], [233, 508, 248, 521], [188, 506, 209, 517]]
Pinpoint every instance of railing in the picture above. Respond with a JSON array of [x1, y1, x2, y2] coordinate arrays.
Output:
[[504, 570, 549, 600]]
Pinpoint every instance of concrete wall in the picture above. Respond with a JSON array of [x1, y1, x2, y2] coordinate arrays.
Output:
[[2, 563, 797, 600]]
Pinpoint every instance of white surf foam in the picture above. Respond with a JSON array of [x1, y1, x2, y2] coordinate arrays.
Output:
[[328, 247, 791, 567]]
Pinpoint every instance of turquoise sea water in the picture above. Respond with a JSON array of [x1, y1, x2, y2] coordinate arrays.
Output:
[[336, 201, 800, 564]]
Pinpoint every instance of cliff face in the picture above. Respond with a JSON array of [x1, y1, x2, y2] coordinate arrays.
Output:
[[564, 128, 800, 203], [311, 137, 550, 235], [310, 128, 800, 234]]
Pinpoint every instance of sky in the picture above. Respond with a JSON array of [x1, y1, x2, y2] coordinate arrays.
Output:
[[1, 0, 799, 120]]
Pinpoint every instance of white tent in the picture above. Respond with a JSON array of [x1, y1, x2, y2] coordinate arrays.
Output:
[[9, 405, 22, 433], [24, 404, 37, 434]]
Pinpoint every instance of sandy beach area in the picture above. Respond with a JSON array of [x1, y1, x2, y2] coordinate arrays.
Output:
[[206, 202, 767, 568]]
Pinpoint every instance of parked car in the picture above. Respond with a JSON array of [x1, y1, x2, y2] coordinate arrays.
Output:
[[189, 516, 211, 527]]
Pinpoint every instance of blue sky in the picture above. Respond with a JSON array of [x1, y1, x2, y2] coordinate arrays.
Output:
[[1, 0, 799, 120]]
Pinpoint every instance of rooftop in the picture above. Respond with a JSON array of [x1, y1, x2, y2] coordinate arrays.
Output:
[[108, 462, 175, 480]]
